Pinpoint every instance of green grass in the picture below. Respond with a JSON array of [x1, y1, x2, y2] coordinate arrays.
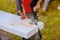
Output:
[[0, 0, 60, 40], [0, 0, 17, 14]]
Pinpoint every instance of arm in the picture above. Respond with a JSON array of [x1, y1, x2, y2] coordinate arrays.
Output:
[[33, 0, 42, 12], [20, 4, 30, 19], [36, 0, 42, 5], [16, 0, 26, 19], [15, 0, 23, 13], [21, 4, 27, 18]]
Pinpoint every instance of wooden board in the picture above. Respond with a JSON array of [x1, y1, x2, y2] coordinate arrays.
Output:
[[0, 11, 38, 39]]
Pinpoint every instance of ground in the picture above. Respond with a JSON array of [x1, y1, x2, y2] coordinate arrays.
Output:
[[0, 0, 60, 40]]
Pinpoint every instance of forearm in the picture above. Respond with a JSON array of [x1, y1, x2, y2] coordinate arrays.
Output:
[[20, 6, 26, 17], [33, 0, 42, 11], [21, 4, 26, 16], [15, 0, 22, 11], [36, 0, 42, 5]]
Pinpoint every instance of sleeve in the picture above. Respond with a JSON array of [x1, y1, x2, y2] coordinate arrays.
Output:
[[15, 0, 23, 11], [30, 0, 39, 9]]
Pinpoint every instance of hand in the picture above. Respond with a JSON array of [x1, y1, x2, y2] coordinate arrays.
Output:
[[18, 10, 30, 19], [33, 4, 40, 12], [24, 15, 30, 18], [21, 13, 25, 19], [18, 10, 25, 19]]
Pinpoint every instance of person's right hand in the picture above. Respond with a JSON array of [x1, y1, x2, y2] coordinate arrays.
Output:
[[21, 13, 25, 19], [18, 10, 25, 19]]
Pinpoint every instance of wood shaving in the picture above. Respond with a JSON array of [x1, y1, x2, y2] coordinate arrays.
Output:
[[19, 22, 32, 27], [10, 23, 15, 26]]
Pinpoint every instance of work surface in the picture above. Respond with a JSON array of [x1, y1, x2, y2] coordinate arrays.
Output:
[[0, 11, 44, 39]]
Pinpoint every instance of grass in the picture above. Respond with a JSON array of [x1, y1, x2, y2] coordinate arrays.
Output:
[[0, 0, 17, 14], [0, 0, 60, 40]]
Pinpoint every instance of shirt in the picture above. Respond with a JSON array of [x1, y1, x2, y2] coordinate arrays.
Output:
[[22, 0, 32, 13]]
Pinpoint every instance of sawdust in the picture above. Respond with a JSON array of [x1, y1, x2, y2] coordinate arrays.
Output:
[[29, 22, 33, 25], [19, 22, 32, 27], [10, 22, 33, 27], [10, 23, 15, 26]]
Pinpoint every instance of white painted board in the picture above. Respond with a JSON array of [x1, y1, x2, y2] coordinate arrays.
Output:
[[0, 11, 38, 39], [0, 11, 44, 39]]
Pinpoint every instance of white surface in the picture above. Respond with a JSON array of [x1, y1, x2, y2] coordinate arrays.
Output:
[[0, 11, 44, 39], [0, 11, 38, 39], [37, 21, 44, 30]]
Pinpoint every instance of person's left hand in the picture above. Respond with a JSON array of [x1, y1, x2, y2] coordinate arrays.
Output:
[[33, 4, 40, 12]]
